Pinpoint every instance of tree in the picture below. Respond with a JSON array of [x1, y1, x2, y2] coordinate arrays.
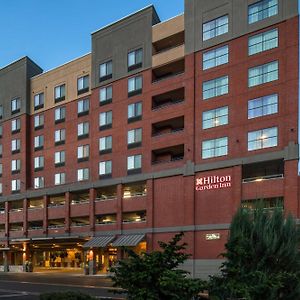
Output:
[[209, 206, 300, 300], [110, 232, 207, 300]]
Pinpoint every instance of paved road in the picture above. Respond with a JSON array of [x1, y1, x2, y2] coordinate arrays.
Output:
[[0, 272, 125, 299]]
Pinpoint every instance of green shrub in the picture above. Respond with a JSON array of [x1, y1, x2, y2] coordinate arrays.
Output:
[[40, 291, 96, 300]]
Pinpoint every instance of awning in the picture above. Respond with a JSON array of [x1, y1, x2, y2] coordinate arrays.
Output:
[[111, 234, 145, 247], [83, 236, 115, 248]]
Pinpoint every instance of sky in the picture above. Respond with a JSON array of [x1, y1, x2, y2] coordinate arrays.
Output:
[[0, 0, 184, 71]]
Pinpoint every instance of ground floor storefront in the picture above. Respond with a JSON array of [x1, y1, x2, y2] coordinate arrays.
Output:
[[0, 235, 146, 275]]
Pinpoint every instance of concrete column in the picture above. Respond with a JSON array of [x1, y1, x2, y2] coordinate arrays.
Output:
[[3, 251, 8, 272], [65, 192, 71, 233], [89, 188, 96, 232], [23, 199, 28, 236], [88, 249, 96, 275], [43, 195, 48, 235]]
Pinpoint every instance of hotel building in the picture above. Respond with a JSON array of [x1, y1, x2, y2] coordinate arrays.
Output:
[[0, 0, 298, 277]]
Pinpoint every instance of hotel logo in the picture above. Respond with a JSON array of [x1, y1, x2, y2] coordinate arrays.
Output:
[[195, 175, 231, 191]]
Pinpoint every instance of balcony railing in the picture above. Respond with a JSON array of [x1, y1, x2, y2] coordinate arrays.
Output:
[[152, 98, 184, 111], [242, 174, 283, 183], [152, 156, 184, 165], [152, 128, 184, 138], [95, 195, 117, 201], [123, 191, 147, 199]]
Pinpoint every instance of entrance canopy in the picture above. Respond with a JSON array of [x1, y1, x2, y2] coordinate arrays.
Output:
[[111, 234, 145, 247], [83, 236, 115, 249]]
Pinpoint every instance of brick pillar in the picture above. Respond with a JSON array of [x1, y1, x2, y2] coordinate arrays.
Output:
[[89, 188, 96, 233], [5, 202, 9, 238], [65, 192, 71, 233], [116, 184, 123, 231], [43, 195, 48, 235], [146, 179, 154, 252], [23, 199, 28, 236]]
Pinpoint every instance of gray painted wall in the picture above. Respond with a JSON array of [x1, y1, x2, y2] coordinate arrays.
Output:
[[0, 57, 42, 121], [91, 6, 160, 89], [185, 0, 299, 55]]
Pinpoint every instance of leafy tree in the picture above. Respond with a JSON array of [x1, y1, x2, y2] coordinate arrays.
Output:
[[110, 232, 207, 300], [209, 206, 300, 300]]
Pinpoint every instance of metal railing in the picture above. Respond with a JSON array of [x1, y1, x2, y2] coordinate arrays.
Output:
[[242, 174, 283, 183]]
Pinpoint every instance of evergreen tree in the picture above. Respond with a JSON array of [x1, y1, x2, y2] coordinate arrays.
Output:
[[209, 206, 300, 300], [110, 232, 207, 300]]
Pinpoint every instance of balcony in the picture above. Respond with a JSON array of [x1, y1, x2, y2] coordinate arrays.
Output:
[[152, 87, 184, 110], [95, 214, 117, 226], [152, 116, 184, 138], [123, 181, 147, 199], [152, 14, 184, 52], [152, 45, 185, 69], [71, 191, 89, 205], [122, 211, 146, 224], [152, 144, 184, 165], [242, 160, 284, 183], [95, 186, 117, 201], [152, 59, 184, 83], [48, 194, 65, 207]]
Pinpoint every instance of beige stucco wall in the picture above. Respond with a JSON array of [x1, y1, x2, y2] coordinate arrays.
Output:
[[30, 54, 91, 114], [152, 14, 184, 43]]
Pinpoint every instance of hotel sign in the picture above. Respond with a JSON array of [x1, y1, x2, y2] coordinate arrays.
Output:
[[195, 175, 231, 191]]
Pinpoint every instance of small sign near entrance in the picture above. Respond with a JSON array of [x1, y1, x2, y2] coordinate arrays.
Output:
[[195, 175, 231, 191], [206, 233, 221, 240]]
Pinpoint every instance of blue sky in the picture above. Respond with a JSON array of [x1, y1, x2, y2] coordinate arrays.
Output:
[[0, 0, 184, 71]]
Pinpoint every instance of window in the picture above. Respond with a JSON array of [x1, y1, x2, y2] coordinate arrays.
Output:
[[248, 61, 278, 87], [11, 159, 21, 173], [77, 75, 89, 95], [34, 177, 44, 189], [99, 111, 112, 130], [248, 94, 278, 119], [77, 145, 89, 162], [248, 127, 278, 151], [55, 173, 66, 185], [34, 114, 44, 130], [99, 160, 112, 177], [248, 29, 278, 55], [11, 179, 21, 192], [127, 128, 142, 148], [77, 168, 89, 181], [78, 99, 89, 116], [34, 93, 44, 110], [0, 163, 2, 177], [203, 76, 228, 100], [99, 60, 112, 81], [203, 15, 228, 41], [0, 125, 2, 138], [203, 45, 229, 70], [0, 183, 2, 195], [55, 129, 66, 145], [99, 86, 112, 105], [128, 48, 143, 71], [127, 154, 142, 173], [202, 137, 228, 159], [99, 136, 112, 154], [0, 145, 2, 158], [77, 122, 89, 138], [34, 135, 44, 150], [0, 105, 3, 119], [54, 84, 66, 102], [248, 0, 278, 24], [55, 150, 65, 166], [12, 139, 20, 153], [34, 156, 44, 171], [128, 75, 142, 97], [203, 106, 228, 129], [55, 107, 66, 123], [128, 102, 142, 122], [11, 118, 21, 133], [11, 98, 21, 114]]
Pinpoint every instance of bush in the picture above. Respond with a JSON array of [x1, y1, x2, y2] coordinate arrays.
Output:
[[40, 291, 96, 300]]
